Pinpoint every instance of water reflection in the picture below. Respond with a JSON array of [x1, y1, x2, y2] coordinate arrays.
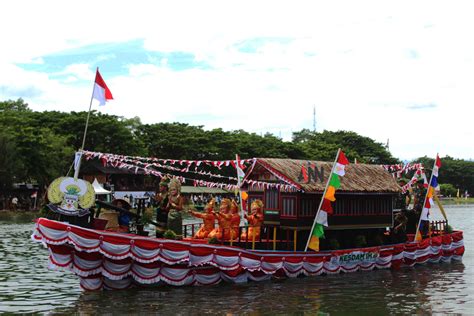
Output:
[[45, 263, 468, 315], [0, 217, 81, 313]]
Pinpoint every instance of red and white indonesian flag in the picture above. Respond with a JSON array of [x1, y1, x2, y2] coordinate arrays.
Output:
[[235, 155, 245, 184], [92, 69, 113, 106]]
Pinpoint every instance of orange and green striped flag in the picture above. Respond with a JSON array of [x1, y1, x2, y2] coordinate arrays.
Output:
[[308, 150, 349, 251]]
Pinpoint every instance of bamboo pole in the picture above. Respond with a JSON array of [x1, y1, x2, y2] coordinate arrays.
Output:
[[73, 67, 99, 180], [433, 194, 448, 220], [235, 154, 246, 226], [414, 154, 437, 241], [304, 149, 341, 251], [251, 226, 256, 250], [293, 229, 297, 252], [273, 226, 277, 250]]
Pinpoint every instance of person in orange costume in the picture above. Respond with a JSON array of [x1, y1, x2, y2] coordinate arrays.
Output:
[[241, 199, 264, 241], [188, 199, 217, 239], [208, 198, 232, 240], [229, 199, 241, 240]]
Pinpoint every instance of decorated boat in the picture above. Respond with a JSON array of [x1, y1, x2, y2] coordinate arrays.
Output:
[[31, 71, 464, 290], [32, 150, 465, 290]]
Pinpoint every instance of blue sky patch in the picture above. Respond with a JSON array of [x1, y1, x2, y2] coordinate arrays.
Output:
[[235, 37, 294, 53], [17, 39, 211, 83]]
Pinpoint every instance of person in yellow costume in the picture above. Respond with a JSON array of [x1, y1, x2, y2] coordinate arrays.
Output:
[[208, 198, 232, 240], [188, 199, 217, 239], [241, 199, 264, 241]]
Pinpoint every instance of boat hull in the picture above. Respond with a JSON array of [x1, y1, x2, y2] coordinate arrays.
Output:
[[32, 218, 465, 290]]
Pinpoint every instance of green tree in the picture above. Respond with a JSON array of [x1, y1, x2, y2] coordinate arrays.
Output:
[[292, 129, 398, 164], [0, 132, 23, 191], [415, 156, 474, 196], [0, 98, 31, 112], [440, 183, 457, 197]]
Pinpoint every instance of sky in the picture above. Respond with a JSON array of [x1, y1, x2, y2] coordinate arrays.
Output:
[[1, 0, 473, 161]]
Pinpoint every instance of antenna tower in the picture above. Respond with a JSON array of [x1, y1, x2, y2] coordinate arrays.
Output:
[[313, 105, 316, 132]]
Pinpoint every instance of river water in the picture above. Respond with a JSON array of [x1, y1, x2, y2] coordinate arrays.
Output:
[[0, 204, 472, 315]]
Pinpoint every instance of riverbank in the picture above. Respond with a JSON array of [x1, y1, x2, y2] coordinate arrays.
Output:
[[441, 197, 474, 205]]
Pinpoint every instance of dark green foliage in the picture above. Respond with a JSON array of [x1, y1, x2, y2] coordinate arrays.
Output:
[[292, 129, 399, 164], [0, 98, 471, 199], [208, 236, 219, 244], [446, 225, 453, 233], [440, 183, 457, 197], [328, 238, 340, 250], [414, 156, 474, 198], [0, 131, 23, 191], [354, 235, 367, 248], [163, 230, 177, 239]]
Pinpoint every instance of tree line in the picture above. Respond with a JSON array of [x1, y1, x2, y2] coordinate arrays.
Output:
[[1, 98, 472, 198]]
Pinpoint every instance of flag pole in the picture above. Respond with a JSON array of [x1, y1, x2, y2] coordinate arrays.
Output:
[[73, 67, 98, 180], [414, 153, 437, 241], [235, 154, 245, 225], [304, 148, 341, 251]]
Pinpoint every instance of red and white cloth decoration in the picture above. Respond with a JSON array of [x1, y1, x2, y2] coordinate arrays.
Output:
[[83, 151, 299, 192], [92, 70, 113, 106], [32, 218, 464, 291]]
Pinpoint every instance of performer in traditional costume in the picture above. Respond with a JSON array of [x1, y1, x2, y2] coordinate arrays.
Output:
[[230, 199, 241, 240], [166, 177, 185, 239], [241, 199, 264, 241], [189, 199, 216, 239], [154, 177, 169, 237], [208, 198, 232, 240]]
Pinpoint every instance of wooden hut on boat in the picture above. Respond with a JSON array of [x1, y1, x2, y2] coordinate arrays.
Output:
[[240, 158, 401, 249]]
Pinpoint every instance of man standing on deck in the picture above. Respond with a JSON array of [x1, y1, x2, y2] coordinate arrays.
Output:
[[396, 178, 411, 210], [412, 181, 429, 237]]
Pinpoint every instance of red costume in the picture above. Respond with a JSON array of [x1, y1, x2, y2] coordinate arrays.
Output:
[[241, 200, 264, 241], [208, 199, 232, 240], [189, 200, 216, 239], [230, 200, 241, 240]]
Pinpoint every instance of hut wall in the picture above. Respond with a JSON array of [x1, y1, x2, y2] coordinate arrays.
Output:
[[255, 189, 396, 229]]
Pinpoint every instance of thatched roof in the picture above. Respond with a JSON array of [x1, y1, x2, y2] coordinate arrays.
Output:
[[253, 158, 400, 193]]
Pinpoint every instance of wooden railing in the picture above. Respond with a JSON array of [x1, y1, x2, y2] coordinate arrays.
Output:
[[430, 220, 448, 235], [182, 223, 302, 251]]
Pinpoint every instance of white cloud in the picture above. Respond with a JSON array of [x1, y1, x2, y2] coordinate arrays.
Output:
[[1, 0, 473, 160]]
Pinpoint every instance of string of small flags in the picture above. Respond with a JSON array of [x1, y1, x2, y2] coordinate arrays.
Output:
[[99, 155, 240, 181], [382, 163, 424, 177], [83, 150, 253, 170], [84, 151, 298, 192]]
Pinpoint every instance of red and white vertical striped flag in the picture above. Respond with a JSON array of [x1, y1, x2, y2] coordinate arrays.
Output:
[[93, 69, 113, 106]]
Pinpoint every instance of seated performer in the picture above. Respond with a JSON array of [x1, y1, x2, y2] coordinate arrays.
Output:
[[208, 198, 232, 240], [241, 199, 264, 241], [230, 199, 241, 240], [188, 199, 217, 239], [166, 177, 185, 239]]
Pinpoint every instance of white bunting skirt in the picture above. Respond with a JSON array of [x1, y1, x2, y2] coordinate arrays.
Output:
[[31, 218, 465, 290]]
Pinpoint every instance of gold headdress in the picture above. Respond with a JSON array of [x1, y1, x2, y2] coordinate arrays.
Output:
[[169, 177, 181, 193], [159, 176, 170, 188], [230, 199, 239, 213], [220, 198, 232, 212], [205, 198, 216, 212], [251, 199, 264, 212]]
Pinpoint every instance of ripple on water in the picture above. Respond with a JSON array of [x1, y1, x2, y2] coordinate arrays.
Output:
[[0, 222, 81, 313]]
